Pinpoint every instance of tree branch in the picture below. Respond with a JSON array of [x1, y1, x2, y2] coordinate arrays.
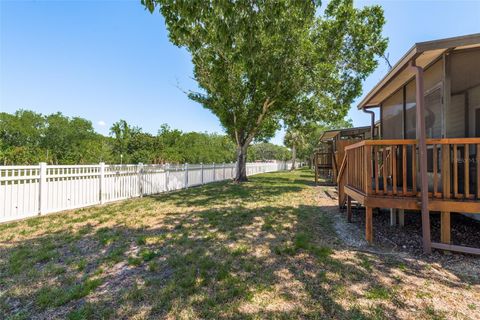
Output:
[[243, 98, 275, 146], [233, 113, 241, 146]]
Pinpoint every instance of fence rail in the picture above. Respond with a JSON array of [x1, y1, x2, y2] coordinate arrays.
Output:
[[0, 161, 298, 223]]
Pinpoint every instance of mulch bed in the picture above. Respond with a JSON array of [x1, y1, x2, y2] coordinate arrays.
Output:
[[350, 206, 480, 257]]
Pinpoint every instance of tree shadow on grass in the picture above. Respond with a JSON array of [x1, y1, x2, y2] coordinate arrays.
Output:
[[0, 200, 414, 320], [153, 174, 307, 208], [1, 169, 476, 319]]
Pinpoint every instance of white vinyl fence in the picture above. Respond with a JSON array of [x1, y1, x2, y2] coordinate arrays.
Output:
[[0, 161, 300, 223]]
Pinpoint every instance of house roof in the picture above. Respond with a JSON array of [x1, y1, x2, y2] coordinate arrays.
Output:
[[319, 126, 371, 142], [358, 33, 480, 109]]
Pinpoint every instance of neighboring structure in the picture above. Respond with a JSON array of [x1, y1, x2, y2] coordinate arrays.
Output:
[[338, 33, 480, 255], [314, 126, 371, 184]]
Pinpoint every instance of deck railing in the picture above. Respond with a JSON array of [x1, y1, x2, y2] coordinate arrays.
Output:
[[343, 138, 480, 200]]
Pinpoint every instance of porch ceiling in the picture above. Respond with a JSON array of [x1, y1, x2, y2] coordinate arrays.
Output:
[[358, 33, 480, 109], [319, 130, 340, 141], [319, 126, 370, 142]]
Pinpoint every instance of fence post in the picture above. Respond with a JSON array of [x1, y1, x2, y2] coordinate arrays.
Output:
[[184, 163, 189, 188], [213, 162, 216, 181], [138, 163, 144, 197], [223, 163, 226, 180], [99, 162, 105, 204], [201, 163, 204, 184], [39, 162, 47, 215]]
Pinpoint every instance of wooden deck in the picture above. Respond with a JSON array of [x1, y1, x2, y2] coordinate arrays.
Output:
[[315, 140, 361, 185], [314, 150, 334, 184], [339, 138, 480, 255]]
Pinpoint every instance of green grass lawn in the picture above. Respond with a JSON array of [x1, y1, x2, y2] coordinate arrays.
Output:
[[0, 169, 478, 319]]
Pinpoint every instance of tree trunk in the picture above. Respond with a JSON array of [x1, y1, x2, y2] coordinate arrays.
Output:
[[235, 144, 248, 182], [290, 145, 296, 171]]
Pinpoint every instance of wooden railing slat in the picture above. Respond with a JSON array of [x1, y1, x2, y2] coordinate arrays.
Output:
[[465, 144, 469, 198], [361, 147, 364, 191], [453, 144, 458, 198], [412, 145, 417, 195], [365, 145, 372, 195], [402, 144, 407, 196], [374, 146, 379, 195], [392, 145, 397, 195], [433, 144, 438, 196], [442, 144, 450, 200], [477, 144, 480, 199], [383, 147, 387, 195]]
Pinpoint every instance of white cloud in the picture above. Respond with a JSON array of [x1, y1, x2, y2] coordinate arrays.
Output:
[[97, 120, 106, 127]]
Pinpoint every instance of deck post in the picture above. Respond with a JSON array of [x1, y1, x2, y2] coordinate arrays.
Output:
[[412, 60, 432, 254], [441, 143, 451, 245], [441, 212, 451, 244], [347, 196, 352, 222], [390, 208, 397, 226], [366, 207, 373, 244], [398, 209, 405, 227]]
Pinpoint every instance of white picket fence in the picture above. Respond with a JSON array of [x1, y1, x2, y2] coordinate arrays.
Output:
[[0, 161, 299, 223]]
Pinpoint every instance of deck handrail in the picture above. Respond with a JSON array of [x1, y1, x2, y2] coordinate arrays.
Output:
[[345, 138, 480, 151]]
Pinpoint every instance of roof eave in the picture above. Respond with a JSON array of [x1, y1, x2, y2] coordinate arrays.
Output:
[[357, 33, 480, 110], [356, 45, 418, 109]]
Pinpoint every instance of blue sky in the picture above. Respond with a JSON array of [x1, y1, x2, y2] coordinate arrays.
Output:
[[1, 0, 479, 145]]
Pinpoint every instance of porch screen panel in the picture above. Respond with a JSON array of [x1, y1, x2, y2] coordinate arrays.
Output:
[[404, 60, 443, 139], [425, 88, 442, 138], [468, 85, 480, 137], [382, 90, 403, 139], [405, 81, 416, 139], [447, 94, 465, 138], [448, 49, 480, 205], [450, 48, 480, 138], [424, 59, 443, 94], [450, 49, 480, 95]]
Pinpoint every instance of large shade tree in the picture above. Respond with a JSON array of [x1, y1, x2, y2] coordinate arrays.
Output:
[[142, 0, 387, 181]]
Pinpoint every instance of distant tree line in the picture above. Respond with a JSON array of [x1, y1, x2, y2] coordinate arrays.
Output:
[[0, 110, 291, 165]]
